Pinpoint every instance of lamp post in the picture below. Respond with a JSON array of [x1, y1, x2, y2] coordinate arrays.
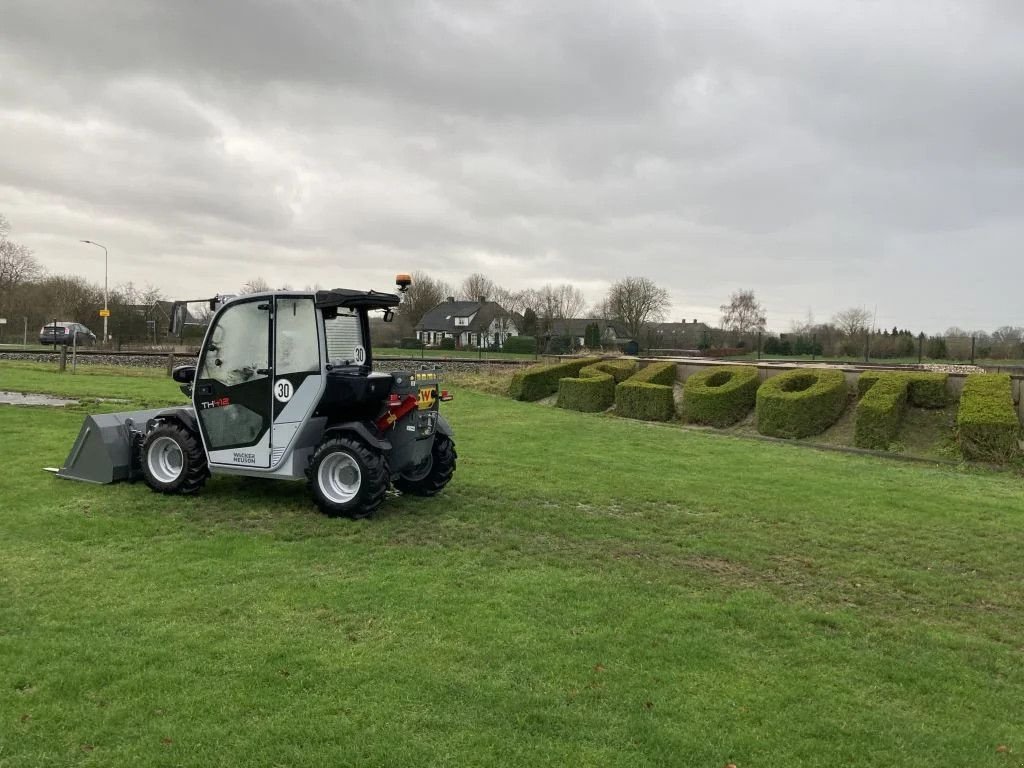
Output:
[[80, 240, 108, 343]]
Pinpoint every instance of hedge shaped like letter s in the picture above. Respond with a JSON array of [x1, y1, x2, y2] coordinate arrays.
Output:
[[509, 357, 602, 401], [956, 373, 1021, 463], [614, 362, 677, 421], [756, 368, 849, 438], [556, 360, 638, 412], [683, 366, 760, 427]]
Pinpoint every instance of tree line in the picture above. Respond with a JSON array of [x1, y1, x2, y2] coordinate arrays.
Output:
[[3, 211, 1021, 358]]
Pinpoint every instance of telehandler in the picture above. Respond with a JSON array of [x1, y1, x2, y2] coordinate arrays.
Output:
[[54, 275, 455, 518]]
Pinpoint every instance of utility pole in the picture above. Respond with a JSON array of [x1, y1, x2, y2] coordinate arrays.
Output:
[[80, 240, 109, 344]]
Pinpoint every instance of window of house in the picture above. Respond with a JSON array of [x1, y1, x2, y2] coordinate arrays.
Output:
[[455, 316, 469, 326]]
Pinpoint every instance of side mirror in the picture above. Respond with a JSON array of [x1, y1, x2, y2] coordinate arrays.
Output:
[[172, 365, 196, 384], [382, 309, 395, 323]]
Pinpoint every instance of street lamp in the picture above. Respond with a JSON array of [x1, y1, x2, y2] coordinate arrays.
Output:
[[80, 240, 108, 343]]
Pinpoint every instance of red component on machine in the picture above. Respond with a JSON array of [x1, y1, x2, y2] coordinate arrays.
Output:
[[439, 390, 453, 402], [376, 394, 418, 431]]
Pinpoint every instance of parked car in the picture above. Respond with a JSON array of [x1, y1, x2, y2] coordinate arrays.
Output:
[[38, 322, 97, 347]]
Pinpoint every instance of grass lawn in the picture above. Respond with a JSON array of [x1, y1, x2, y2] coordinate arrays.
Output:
[[1, 361, 1023, 766]]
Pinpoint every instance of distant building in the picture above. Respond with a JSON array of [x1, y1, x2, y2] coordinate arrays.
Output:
[[416, 296, 521, 348], [546, 318, 633, 349], [649, 319, 711, 350]]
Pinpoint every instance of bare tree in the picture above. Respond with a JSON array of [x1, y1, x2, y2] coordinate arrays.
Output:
[[833, 307, 873, 337], [0, 213, 43, 294], [991, 326, 1023, 344], [603, 276, 670, 339], [240, 277, 272, 294], [396, 270, 451, 330], [459, 272, 496, 302], [536, 284, 586, 325], [720, 289, 767, 339]]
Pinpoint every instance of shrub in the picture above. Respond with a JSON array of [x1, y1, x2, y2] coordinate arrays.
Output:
[[907, 373, 949, 408], [545, 335, 573, 355], [556, 360, 638, 412], [399, 337, 424, 349], [629, 361, 677, 386], [557, 367, 614, 412], [439, 338, 456, 350], [756, 369, 849, 438], [615, 362, 677, 421], [683, 366, 760, 427], [502, 336, 536, 354], [858, 371, 948, 407], [615, 382, 675, 421], [509, 357, 602, 401], [854, 374, 909, 449], [956, 374, 1021, 463]]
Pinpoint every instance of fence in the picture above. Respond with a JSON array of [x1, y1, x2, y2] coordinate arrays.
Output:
[[734, 332, 1024, 368]]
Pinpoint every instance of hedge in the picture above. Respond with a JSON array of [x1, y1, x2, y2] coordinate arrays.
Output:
[[858, 371, 948, 408], [756, 369, 849, 438], [614, 362, 677, 421], [502, 335, 536, 354], [956, 374, 1021, 463], [509, 357, 602, 401], [628, 361, 678, 386], [556, 360, 637, 412], [683, 366, 760, 427], [854, 374, 909, 449]]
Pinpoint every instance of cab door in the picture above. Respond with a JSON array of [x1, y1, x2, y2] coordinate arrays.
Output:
[[194, 298, 273, 467]]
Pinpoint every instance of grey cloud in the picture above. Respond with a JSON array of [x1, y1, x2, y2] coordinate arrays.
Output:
[[0, 0, 1022, 331]]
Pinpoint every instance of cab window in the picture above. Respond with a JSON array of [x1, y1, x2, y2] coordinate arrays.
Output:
[[199, 301, 269, 386]]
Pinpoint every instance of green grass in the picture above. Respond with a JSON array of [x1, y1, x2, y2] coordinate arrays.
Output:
[[2, 362, 1024, 766]]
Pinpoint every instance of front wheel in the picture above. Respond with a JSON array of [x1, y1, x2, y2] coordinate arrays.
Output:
[[394, 435, 457, 497], [141, 423, 208, 495], [307, 436, 389, 519]]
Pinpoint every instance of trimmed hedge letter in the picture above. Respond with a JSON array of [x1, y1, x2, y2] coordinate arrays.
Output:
[[756, 369, 849, 438], [509, 358, 602, 401], [557, 360, 638, 413], [957, 374, 1021, 463], [683, 366, 760, 427], [615, 362, 677, 421]]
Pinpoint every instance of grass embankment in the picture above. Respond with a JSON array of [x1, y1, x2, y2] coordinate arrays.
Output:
[[1, 361, 1023, 767]]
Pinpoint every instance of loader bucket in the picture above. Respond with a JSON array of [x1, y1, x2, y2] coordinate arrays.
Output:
[[56, 409, 167, 484]]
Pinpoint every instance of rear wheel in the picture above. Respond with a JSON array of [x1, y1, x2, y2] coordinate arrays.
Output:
[[394, 435, 456, 497], [141, 423, 208, 495], [308, 436, 389, 519]]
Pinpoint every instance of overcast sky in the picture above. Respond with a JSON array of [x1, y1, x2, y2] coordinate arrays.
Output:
[[1, 1, 1022, 333]]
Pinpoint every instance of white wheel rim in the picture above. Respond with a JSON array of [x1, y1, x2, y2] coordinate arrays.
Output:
[[318, 452, 362, 504], [148, 436, 184, 484]]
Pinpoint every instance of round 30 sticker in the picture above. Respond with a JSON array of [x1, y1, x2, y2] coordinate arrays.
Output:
[[353, 345, 366, 364], [274, 379, 294, 403]]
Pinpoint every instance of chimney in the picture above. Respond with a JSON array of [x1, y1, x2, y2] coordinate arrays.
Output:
[[692, 318, 698, 324], [479, 295, 487, 304], [447, 296, 455, 303]]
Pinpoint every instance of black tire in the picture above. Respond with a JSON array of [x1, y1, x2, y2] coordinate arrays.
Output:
[[307, 436, 389, 519], [141, 422, 208, 495], [393, 435, 456, 497]]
